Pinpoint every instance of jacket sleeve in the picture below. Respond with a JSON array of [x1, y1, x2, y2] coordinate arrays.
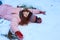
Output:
[[29, 14, 36, 22], [10, 17, 23, 40], [29, 14, 42, 23], [28, 9, 41, 14], [28, 9, 45, 15], [10, 17, 20, 33]]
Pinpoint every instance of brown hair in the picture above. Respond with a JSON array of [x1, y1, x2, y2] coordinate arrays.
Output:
[[19, 8, 32, 25]]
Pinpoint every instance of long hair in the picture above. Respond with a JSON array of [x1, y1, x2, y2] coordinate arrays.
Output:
[[19, 8, 32, 25]]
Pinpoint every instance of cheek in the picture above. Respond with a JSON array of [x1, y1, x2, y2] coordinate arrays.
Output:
[[23, 14, 27, 17], [27, 13, 29, 16]]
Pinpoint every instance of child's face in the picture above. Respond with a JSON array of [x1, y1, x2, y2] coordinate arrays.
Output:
[[23, 11, 29, 17]]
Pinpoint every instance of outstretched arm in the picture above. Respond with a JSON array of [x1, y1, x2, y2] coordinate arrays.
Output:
[[10, 18, 23, 40], [28, 9, 46, 15], [17, 6, 46, 15]]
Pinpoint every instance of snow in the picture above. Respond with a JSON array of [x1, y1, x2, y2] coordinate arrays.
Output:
[[0, 0, 60, 40]]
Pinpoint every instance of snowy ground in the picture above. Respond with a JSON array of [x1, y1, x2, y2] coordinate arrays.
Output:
[[0, 0, 60, 40]]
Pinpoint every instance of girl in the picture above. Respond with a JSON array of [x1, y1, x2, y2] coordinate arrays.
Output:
[[0, 4, 45, 40]]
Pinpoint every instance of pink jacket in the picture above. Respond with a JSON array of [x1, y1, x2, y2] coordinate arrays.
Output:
[[0, 4, 41, 33], [0, 4, 23, 33]]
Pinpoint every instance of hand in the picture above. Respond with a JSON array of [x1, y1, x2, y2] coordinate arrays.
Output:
[[15, 31, 23, 40], [39, 11, 46, 15]]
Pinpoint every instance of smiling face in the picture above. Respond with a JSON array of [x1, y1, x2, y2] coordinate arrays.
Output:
[[19, 8, 32, 25]]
